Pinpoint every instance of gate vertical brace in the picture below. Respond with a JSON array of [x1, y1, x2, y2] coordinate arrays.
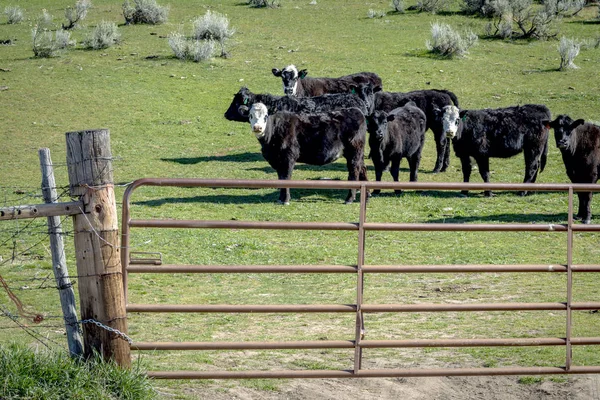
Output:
[[353, 185, 368, 374], [39, 148, 83, 357], [66, 129, 130, 367], [565, 187, 574, 370]]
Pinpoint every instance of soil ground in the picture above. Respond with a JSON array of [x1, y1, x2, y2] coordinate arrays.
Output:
[[174, 375, 600, 399]]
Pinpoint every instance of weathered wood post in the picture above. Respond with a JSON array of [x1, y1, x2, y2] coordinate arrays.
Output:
[[66, 129, 130, 367], [39, 148, 83, 357]]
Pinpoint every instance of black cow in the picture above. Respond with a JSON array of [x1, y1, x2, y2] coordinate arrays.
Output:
[[441, 104, 551, 197], [224, 84, 375, 123], [240, 102, 368, 205], [367, 103, 427, 195], [271, 64, 383, 97], [546, 115, 600, 224], [374, 89, 460, 173]]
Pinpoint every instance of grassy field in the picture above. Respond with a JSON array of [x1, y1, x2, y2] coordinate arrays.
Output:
[[1, 0, 600, 396]]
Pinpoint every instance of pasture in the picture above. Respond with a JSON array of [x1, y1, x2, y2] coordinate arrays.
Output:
[[1, 0, 600, 397]]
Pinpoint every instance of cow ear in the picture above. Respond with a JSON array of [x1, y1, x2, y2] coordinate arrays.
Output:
[[386, 114, 396, 122], [373, 85, 382, 93], [298, 69, 308, 79], [272, 68, 282, 77], [349, 84, 358, 94], [459, 110, 467, 119], [571, 119, 585, 130], [238, 105, 249, 118], [542, 119, 552, 129]]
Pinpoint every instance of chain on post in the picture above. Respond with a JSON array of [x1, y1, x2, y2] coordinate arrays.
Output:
[[79, 319, 133, 345]]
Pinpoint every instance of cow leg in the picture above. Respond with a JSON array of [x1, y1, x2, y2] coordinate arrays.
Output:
[[474, 157, 493, 197], [373, 164, 384, 195], [276, 164, 294, 205], [521, 150, 541, 196], [390, 156, 402, 194], [440, 140, 451, 173], [344, 153, 362, 204], [359, 163, 371, 200], [459, 156, 472, 196], [432, 129, 446, 173], [577, 192, 593, 224]]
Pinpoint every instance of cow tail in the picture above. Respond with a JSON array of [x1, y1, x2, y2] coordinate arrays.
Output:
[[540, 137, 548, 173]]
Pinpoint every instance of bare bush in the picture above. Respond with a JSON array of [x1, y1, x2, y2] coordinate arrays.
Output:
[[85, 21, 120, 49], [168, 32, 215, 62], [485, 0, 559, 39], [414, 0, 449, 13], [426, 22, 478, 58], [4, 6, 24, 24], [192, 10, 235, 57], [248, 0, 280, 7], [558, 36, 580, 70], [367, 9, 387, 18], [32, 26, 73, 58], [63, 0, 92, 30], [123, 0, 169, 25], [391, 0, 405, 12], [543, 0, 585, 17]]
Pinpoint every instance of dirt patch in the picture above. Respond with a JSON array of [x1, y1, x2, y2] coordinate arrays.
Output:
[[172, 375, 600, 399]]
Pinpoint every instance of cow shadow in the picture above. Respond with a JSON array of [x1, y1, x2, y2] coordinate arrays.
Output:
[[161, 152, 264, 165], [427, 212, 568, 224]]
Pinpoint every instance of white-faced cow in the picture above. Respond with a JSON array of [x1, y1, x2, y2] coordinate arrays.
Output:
[[441, 104, 551, 197], [271, 64, 383, 97], [224, 85, 376, 123], [374, 89, 460, 173], [545, 115, 600, 224], [240, 103, 369, 205], [367, 102, 427, 195]]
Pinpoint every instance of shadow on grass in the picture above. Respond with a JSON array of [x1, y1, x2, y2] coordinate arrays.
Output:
[[132, 186, 357, 206]]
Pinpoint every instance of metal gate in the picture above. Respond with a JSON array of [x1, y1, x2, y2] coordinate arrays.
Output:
[[121, 178, 600, 379]]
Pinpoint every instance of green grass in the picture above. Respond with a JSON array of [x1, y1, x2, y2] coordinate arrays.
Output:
[[1, 0, 600, 398], [0, 343, 157, 399]]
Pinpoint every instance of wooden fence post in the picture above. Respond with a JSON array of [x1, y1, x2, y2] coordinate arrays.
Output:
[[66, 129, 130, 367], [39, 148, 83, 358]]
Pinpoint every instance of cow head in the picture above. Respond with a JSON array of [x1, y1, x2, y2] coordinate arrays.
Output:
[[248, 103, 269, 138], [351, 82, 379, 116], [545, 115, 585, 151], [272, 65, 307, 96], [439, 105, 461, 139], [224, 87, 254, 122], [367, 110, 394, 141]]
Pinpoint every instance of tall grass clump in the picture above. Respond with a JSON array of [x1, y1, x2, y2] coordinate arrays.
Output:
[[123, 0, 169, 25], [63, 0, 92, 30], [0, 343, 157, 399], [4, 6, 24, 24], [426, 22, 478, 58], [168, 31, 215, 62], [558, 36, 581, 70], [192, 10, 235, 58], [85, 20, 120, 49]]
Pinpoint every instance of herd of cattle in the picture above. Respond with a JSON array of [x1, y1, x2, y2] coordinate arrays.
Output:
[[223, 65, 600, 223]]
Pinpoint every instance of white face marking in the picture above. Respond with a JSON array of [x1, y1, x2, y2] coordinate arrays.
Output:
[[249, 103, 269, 138], [282, 65, 299, 96], [442, 105, 460, 138]]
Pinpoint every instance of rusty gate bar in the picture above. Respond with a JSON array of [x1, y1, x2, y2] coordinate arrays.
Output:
[[131, 337, 600, 351], [121, 178, 600, 379]]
